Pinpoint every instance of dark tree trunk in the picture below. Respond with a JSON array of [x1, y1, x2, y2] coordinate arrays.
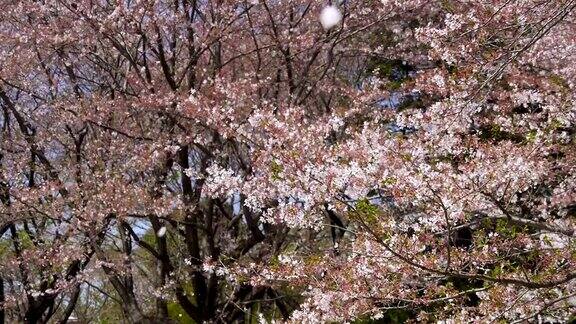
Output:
[[0, 277, 4, 324]]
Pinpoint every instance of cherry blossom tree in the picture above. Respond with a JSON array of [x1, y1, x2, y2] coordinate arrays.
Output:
[[0, 0, 575, 322]]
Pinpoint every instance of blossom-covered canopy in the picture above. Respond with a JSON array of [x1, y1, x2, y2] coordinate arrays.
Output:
[[0, 0, 574, 322]]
